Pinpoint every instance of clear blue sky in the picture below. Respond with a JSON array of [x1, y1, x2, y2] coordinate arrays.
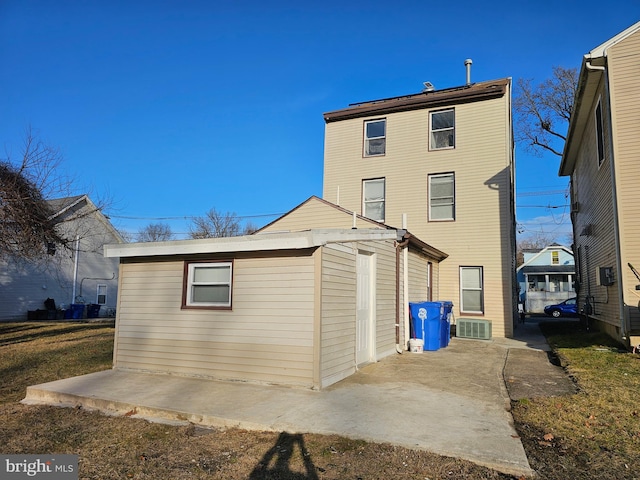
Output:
[[2, 1, 638, 242]]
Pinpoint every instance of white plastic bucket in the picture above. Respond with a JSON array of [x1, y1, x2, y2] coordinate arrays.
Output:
[[409, 338, 424, 353]]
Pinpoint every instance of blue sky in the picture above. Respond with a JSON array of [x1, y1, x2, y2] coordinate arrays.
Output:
[[2, 1, 638, 242]]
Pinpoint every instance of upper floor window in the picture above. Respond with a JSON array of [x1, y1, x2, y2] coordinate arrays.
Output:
[[595, 97, 605, 167], [551, 251, 559, 265], [364, 119, 386, 156], [183, 261, 233, 309], [363, 178, 385, 222], [430, 109, 455, 150], [428, 173, 455, 221]]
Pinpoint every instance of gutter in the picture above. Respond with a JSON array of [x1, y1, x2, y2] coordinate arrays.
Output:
[[395, 231, 410, 353]]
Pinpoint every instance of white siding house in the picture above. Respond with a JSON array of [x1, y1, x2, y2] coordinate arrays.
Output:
[[0, 195, 123, 321]]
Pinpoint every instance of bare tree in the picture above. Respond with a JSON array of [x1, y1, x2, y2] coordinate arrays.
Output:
[[242, 221, 260, 235], [516, 234, 560, 267], [137, 223, 174, 242], [514, 66, 579, 157], [189, 208, 241, 239], [0, 128, 74, 260]]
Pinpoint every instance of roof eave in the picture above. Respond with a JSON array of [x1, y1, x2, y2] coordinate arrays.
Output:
[[324, 78, 510, 123], [104, 229, 399, 259]]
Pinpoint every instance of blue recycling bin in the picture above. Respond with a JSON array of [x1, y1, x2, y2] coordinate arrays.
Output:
[[440, 301, 453, 348], [409, 301, 442, 351], [68, 304, 85, 319]]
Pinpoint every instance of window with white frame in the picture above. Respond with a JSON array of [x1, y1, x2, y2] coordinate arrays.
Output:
[[460, 266, 483, 314], [551, 251, 559, 265], [364, 119, 386, 156], [97, 284, 107, 305], [430, 109, 455, 149], [595, 97, 605, 167], [362, 178, 385, 222], [184, 261, 233, 308], [428, 173, 455, 221]]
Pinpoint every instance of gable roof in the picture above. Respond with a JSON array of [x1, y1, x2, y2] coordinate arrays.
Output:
[[560, 21, 640, 175], [47, 194, 125, 244], [256, 195, 389, 233], [256, 196, 448, 261], [323, 78, 511, 123], [517, 244, 574, 273]]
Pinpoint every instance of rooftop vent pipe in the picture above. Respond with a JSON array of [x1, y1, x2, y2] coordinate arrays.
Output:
[[464, 58, 473, 85]]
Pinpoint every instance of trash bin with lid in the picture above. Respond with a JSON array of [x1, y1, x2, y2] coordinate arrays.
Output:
[[68, 304, 85, 319], [409, 301, 442, 351], [439, 301, 453, 348], [87, 304, 101, 318]]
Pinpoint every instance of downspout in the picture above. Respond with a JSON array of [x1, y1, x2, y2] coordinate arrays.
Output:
[[71, 235, 80, 304], [395, 230, 410, 353], [586, 59, 627, 339]]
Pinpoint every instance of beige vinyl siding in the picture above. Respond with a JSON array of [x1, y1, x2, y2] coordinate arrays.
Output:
[[259, 198, 383, 233], [115, 254, 316, 387], [608, 30, 640, 332], [324, 88, 514, 337], [570, 78, 620, 333], [366, 240, 396, 358], [320, 244, 357, 387], [319, 239, 399, 387]]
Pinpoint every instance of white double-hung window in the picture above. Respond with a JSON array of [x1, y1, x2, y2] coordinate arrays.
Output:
[[184, 261, 233, 308], [428, 173, 455, 221], [364, 119, 386, 156], [362, 178, 385, 222], [430, 109, 455, 149], [460, 266, 484, 314]]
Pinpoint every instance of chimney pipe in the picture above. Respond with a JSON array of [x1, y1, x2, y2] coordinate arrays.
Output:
[[464, 58, 473, 85]]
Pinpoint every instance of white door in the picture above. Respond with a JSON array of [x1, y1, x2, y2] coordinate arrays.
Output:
[[356, 252, 374, 365]]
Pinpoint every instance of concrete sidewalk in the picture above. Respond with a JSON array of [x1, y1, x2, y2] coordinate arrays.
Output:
[[23, 319, 573, 478]]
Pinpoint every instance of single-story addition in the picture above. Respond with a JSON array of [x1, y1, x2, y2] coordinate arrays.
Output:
[[105, 227, 447, 389]]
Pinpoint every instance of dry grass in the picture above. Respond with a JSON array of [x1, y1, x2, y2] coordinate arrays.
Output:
[[4, 321, 638, 479], [511, 322, 640, 480], [0, 322, 514, 480]]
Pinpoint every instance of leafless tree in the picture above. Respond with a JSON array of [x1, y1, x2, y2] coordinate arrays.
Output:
[[0, 128, 74, 260], [516, 234, 561, 267], [189, 208, 241, 239], [514, 66, 579, 157], [1, 128, 113, 262], [242, 221, 260, 235], [137, 222, 174, 242]]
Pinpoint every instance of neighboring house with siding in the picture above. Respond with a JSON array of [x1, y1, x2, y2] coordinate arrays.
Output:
[[559, 21, 640, 348], [516, 245, 575, 313], [0, 195, 123, 321], [105, 204, 446, 389], [322, 75, 516, 337]]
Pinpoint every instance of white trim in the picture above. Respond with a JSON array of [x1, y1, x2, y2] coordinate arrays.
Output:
[[104, 229, 399, 258], [460, 266, 484, 314], [186, 262, 232, 307], [428, 173, 455, 221], [363, 118, 386, 157], [362, 178, 385, 222], [429, 108, 455, 150]]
